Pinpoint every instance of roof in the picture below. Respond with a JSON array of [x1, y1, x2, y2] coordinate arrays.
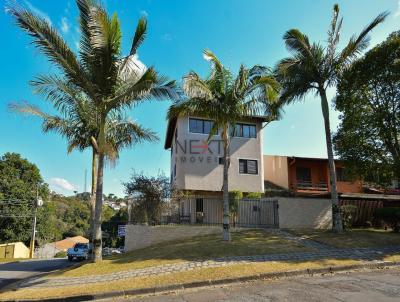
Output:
[[54, 236, 89, 251], [164, 115, 271, 149]]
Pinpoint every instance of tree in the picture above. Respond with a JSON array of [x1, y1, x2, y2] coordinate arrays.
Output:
[[275, 4, 387, 232], [124, 173, 170, 225], [8, 0, 178, 261], [334, 31, 400, 187], [10, 101, 157, 243], [0, 153, 48, 244], [168, 50, 280, 241]]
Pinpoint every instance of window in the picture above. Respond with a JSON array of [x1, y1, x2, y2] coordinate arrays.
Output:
[[189, 118, 214, 134], [218, 157, 224, 165], [196, 198, 203, 212], [296, 167, 311, 182], [239, 159, 258, 174], [234, 123, 257, 138]]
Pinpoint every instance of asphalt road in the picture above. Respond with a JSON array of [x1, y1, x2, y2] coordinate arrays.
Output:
[[0, 258, 75, 290], [122, 267, 400, 302]]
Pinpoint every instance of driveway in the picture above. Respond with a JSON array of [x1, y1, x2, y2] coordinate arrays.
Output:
[[0, 258, 75, 290], [124, 267, 400, 302]]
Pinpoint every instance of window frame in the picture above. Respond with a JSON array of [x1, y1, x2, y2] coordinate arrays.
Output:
[[233, 123, 257, 138], [189, 118, 214, 135], [238, 159, 259, 175]]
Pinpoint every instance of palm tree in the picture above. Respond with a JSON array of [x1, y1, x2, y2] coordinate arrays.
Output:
[[168, 50, 280, 241], [9, 100, 157, 243], [276, 4, 388, 232], [8, 0, 178, 261]]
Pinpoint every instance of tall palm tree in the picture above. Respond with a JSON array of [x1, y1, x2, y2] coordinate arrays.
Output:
[[168, 50, 280, 241], [8, 0, 178, 261], [10, 100, 157, 243], [276, 4, 388, 232]]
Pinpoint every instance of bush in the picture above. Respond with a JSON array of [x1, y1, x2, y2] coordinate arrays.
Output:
[[54, 251, 67, 258], [340, 205, 358, 230], [246, 192, 262, 199], [375, 207, 400, 232]]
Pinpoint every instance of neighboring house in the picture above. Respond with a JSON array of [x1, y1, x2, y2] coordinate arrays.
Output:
[[35, 236, 89, 259], [165, 116, 266, 194], [0, 242, 30, 259], [264, 155, 363, 196]]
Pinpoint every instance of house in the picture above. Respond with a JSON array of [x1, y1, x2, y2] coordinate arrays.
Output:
[[0, 242, 30, 259], [35, 236, 89, 259], [165, 115, 269, 225], [165, 116, 267, 194], [264, 155, 363, 196]]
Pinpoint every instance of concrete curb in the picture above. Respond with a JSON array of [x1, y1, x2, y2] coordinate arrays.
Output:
[[3, 261, 400, 302]]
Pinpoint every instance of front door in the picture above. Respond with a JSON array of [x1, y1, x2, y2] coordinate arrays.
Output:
[[5, 245, 14, 259]]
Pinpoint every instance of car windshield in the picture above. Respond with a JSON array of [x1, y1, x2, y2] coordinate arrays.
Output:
[[74, 243, 87, 249]]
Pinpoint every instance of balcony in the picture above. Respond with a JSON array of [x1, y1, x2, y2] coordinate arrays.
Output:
[[294, 180, 328, 192]]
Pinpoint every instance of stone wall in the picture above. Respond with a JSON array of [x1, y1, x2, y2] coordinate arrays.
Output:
[[278, 197, 332, 229], [125, 225, 221, 252]]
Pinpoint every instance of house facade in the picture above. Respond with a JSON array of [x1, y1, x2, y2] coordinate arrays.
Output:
[[264, 155, 363, 195], [165, 116, 266, 194]]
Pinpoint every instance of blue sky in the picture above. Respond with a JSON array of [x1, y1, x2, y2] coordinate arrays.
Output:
[[1, 0, 399, 196]]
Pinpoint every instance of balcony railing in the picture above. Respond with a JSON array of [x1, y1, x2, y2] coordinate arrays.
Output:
[[295, 181, 328, 191]]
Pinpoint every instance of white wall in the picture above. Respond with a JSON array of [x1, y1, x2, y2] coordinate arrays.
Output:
[[171, 116, 264, 193]]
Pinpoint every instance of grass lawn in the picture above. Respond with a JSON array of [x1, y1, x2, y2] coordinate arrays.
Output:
[[0, 258, 23, 263], [51, 229, 311, 277], [0, 258, 367, 301], [288, 228, 400, 249]]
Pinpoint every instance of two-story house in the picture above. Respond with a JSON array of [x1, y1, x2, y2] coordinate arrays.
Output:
[[164, 115, 267, 223], [263, 155, 363, 196]]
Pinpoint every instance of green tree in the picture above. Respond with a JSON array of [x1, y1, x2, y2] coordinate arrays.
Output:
[[276, 4, 387, 232], [334, 31, 400, 186], [0, 153, 48, 244], [8, 0, 177, 261], [168, 50, 279, 241]]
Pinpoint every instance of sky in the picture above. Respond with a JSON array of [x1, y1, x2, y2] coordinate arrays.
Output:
[[0, 0, 399, 197]]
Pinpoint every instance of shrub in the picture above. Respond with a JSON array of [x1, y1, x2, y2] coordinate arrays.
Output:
[[375, 207, 400, 232], [54, 251, 67, 258], [340, 205, 358, 230], [246, 192, 262, 199]]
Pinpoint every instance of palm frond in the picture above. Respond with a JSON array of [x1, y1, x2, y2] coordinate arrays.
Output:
[[7, 4, 97, 100], [339, 11, 388, 68]]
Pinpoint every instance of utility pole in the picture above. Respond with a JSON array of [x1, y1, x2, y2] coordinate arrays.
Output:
[[29, 187, 43, 258]]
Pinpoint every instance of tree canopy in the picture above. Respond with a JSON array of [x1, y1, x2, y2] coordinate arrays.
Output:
[[334, 31, 400, 186]]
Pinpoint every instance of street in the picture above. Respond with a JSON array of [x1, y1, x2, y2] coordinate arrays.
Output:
[[122, 267, 400, 302], [0, 258, 75, 290]]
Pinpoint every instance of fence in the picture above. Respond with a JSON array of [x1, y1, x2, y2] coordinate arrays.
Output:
[[172, 196, 279, 228], [339, 198, 400, 227]]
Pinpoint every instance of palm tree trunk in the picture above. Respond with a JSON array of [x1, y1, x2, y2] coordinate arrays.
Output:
[[222, 129, 231, 241], [93, 152, 104, 261], [320, 88, 343, 233], [89, 149, 97, 243]]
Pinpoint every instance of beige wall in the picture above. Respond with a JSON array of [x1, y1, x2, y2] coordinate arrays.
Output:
[[125, 225, 221, 251], [264, 155, 289, 189], [0, 242, 30, 259], [278, 197, 332, 229], [171, 116, 264, 193]]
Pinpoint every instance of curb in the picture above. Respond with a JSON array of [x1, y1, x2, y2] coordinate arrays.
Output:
[[3, 261, 400, 302]]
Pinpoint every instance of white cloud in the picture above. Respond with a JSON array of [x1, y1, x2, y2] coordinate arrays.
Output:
[[140, 10, 148, 17], [49, 177, 76, 191], [396, 0, 400, 17], [24, 0, 52, 26], [60, 17, 69, 34]]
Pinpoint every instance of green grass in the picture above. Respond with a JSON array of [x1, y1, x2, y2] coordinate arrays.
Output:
[[52, 229, 312, 277], [0, 258, 24, 263], [288, 228, 400, 249]]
